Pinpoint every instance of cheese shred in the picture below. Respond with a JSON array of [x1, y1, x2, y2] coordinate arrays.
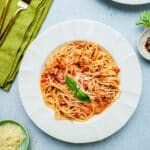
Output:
[[0, 123, 25, 150]]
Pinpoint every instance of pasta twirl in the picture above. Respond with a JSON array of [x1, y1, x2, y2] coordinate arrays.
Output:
[[40, 41, 120, 121]]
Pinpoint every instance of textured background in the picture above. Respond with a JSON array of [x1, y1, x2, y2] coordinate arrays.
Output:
[[0, 0, 150, 150]]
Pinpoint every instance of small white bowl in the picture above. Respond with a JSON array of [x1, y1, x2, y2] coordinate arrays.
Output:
[[137, 28, 150, 60]]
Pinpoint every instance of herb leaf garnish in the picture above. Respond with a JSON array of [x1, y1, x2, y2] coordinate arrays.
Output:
[[76, 89, 90, 102], [65, 75, 90, 102], [136, 11, 150, 27], [66, 75, 77, 92]]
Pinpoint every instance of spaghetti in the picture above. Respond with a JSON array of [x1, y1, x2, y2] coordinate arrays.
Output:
[[40, 41, 120, 121]]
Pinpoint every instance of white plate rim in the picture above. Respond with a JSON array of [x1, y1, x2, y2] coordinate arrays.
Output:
[[18, 19, 142, 143], [112, 0, 150, 5]]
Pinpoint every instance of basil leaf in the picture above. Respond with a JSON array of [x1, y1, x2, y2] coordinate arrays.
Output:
[[75, 89, 90, 102], [65, 75, 77, 92], [136, 11, 150, 27], [65, 75, 90, 102]]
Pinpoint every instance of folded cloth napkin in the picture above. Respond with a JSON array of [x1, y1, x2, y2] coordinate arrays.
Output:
[[0, 0, 53, 91]]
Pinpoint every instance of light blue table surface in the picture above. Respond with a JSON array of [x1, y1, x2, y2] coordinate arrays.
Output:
[[0, 0, 150, 150]]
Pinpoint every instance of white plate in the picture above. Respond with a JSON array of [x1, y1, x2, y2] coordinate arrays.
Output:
[[112, 0, 150, 5], [18, 20, 142, 143]]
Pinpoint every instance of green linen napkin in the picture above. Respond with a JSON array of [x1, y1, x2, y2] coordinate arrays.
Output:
[[0, 0, 53, 91]]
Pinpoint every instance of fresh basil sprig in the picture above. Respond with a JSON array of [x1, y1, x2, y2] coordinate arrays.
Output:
[[65, 75, 90, 102], [136, 11, 150, 27]]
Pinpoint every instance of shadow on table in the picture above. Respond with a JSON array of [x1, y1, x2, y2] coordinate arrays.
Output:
[[96, 0, 150, 12]]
